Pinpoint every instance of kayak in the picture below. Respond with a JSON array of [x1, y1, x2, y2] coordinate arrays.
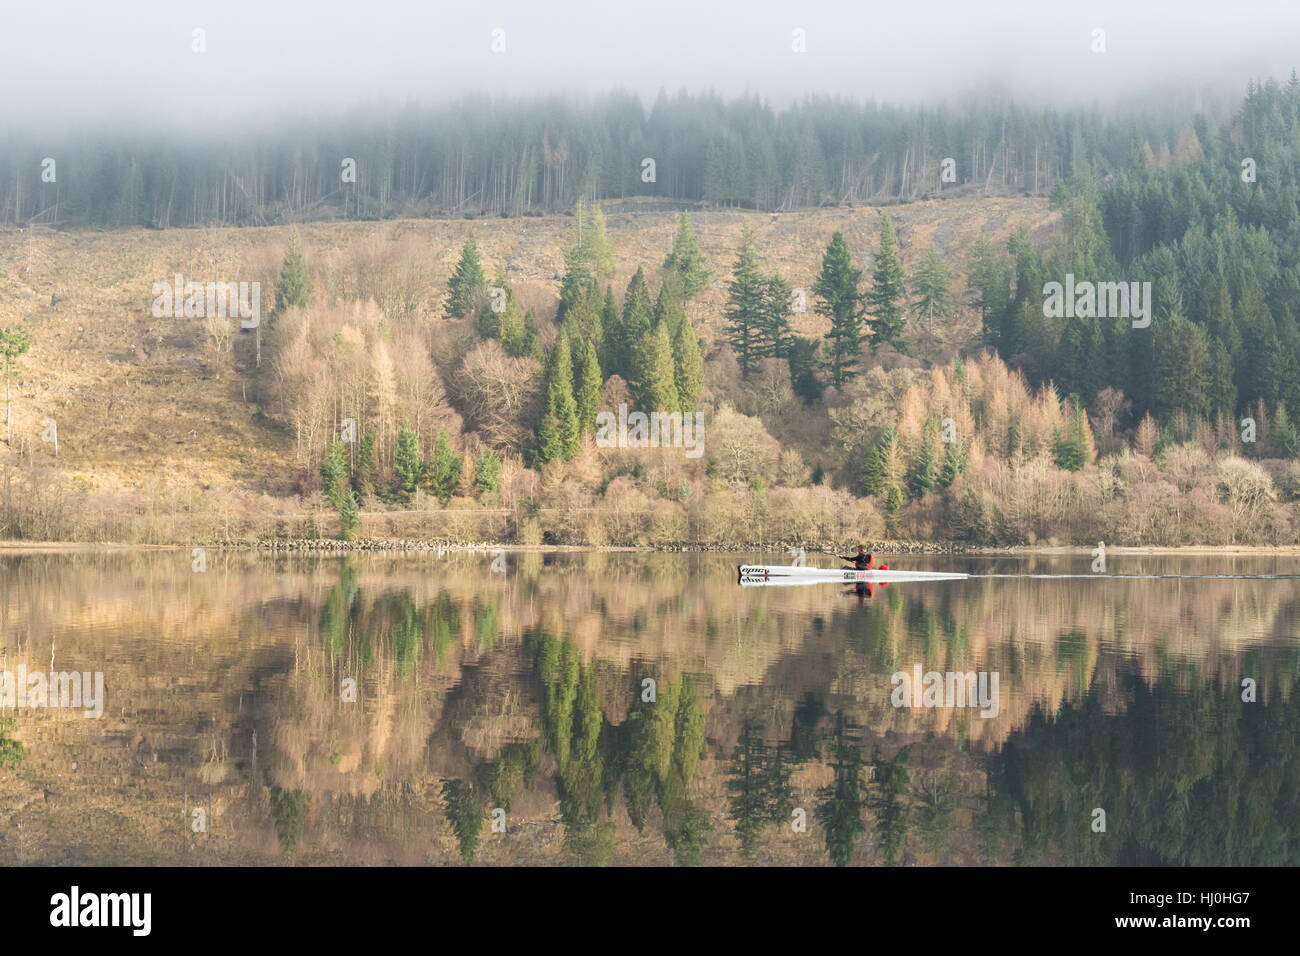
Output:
[[737, 564, 968, 585]]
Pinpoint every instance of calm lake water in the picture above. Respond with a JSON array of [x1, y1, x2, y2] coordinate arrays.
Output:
[[1, 550, 1297, 866]]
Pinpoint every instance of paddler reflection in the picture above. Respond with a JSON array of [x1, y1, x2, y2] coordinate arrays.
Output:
[[838, 545, 888, 602]]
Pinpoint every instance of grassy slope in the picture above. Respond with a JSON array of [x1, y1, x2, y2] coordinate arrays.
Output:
[[0, 197, 1059, 501]]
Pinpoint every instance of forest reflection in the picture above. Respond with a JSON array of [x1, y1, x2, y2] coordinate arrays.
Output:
[[1, 551, 1297, 865]]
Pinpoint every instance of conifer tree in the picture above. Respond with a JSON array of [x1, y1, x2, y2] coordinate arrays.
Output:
[[338, 489, 360, 541], [866, 215, 907, 352], [479, 273, 518, 343], [672, 315, 704, 413], [937, 433, 965, 489], [445, 237, 488, 319], [654, 276, 688, 339], [519, 309, 543, 362], [967, 237, 1010, 346], [536, 330, 581, 463], [907, 424, 938, 498], [758, 275, 794, 359], [726, 227, 767, 375], [607, 268, 653, 381], [274, 227, 311, 317], [632, 322, 680, 413], [355, 431, 377, 496], [1273, 404, 1299, 458], [909, 246, 951, 329], [426, 429, 462, 502], [664, 211, 711, 297], [475, 447, 501, 494], [814, 231, 864, 387], [864, 425, 899, 496], [885, 485, 905, 529], [575, 338, 603, 434], [1054, 406, 1094, 472], [320, 440, 348, 509], [556, 265, 597, 327], [393, 423, 422, 502], [570, 198, 614, 279]]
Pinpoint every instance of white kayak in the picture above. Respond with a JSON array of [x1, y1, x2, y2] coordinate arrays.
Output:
[[738, 564, 968, 585]]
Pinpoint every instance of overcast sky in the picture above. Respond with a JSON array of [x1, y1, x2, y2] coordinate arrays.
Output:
[[6, 0, 1300, 132]]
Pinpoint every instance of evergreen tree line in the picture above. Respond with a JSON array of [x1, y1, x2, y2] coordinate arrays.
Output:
[[724, 213, 949, 398], [973, 73, 1300, 436], [2, 89, 1210, 227]]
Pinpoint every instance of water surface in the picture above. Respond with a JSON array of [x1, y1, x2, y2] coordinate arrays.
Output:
[[1, 550, 1297, 866]]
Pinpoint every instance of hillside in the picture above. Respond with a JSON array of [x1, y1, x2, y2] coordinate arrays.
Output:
[[0, 197, 1058, 540]]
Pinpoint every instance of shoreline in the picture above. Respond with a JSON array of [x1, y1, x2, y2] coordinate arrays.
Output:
[[4, 540, 1300, 556]]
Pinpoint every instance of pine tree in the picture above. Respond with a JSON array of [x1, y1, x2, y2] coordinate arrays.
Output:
[[910, 246, 951, 330], [556, 265, 598, 329], [632, 322, 680, 414], [937, 433, 965, 489], [726, 227, 767, 375], [664, 211, 711, 297], [444, 237, 488, 319], [575, 337, 603, 434], [1054, 406, 1094, 472], [866, 215, 907, 352], [864, 425, 899, 496], [475, 447, 501, 494], [672, 315, 704, 413], [907, 424, 938, 499], [338, 490, 360, 541], [497, 302, 526, 354], [393, 422, 422, 502], [885, 485, 905, 530], [814, 231, 864, 387], [519, 309, 543, 362], [479, 273, 516, 342], [570, 198, 614, 279], [1273, 404, 1299, 458], [1057, 315, 1105, 405], [426, 429, 462, 501], [536, 330, 581, 463], [320, 440, 348, 508], [654, 276, 688, 339], [758, 275, 794, 359], [968, 237, 1010, 346], [1152, 313, 1213, 421], [273, 227, 311, 317], [607, 268, 653, 381], [355, 430, 377, 495]]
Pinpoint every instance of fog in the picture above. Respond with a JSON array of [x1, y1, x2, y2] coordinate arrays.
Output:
[[5, 0, 1300, 132]]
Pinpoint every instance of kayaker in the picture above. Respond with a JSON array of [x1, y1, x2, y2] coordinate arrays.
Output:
[[840, 546, 874, 570]]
